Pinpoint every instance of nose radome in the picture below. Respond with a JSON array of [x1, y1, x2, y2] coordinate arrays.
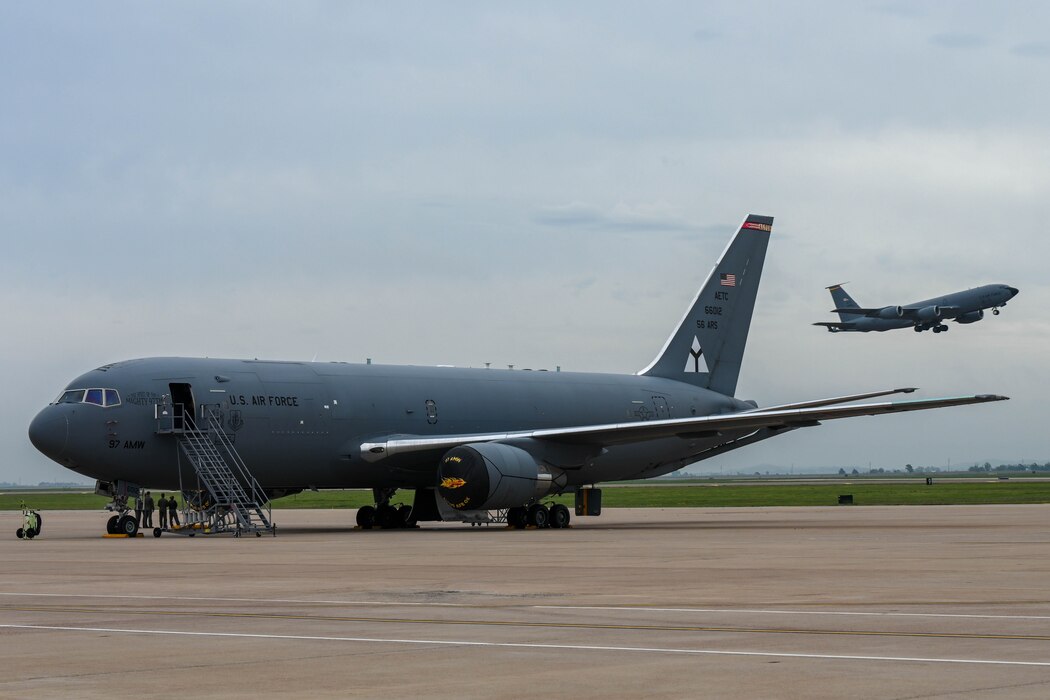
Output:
[[29, 408, 68, 462], [1007, 286, 1019, 298]]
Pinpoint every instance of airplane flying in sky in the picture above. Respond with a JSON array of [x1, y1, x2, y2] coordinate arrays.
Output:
[[814, 283, 1018, 333], [28, 215, 1008, 536]]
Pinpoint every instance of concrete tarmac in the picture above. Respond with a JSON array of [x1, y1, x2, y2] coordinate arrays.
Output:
[[2, 505, 1050, 698]]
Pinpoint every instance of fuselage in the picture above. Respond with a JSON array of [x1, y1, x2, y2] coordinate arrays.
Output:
[[28, 357, 751, 493]]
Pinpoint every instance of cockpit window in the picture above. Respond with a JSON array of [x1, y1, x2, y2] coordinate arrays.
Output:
[[53, 388, 121, 407], [57, 389, 86, 404]]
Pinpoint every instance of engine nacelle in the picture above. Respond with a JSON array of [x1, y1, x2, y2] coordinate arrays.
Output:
[[955, 309, 984, 324], [437, 442, 557, 511], [916, 305, 942, 322], [877, 305, 904, 319]]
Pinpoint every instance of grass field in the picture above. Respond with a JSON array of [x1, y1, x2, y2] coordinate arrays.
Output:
[[3, 480, 1050, 511]]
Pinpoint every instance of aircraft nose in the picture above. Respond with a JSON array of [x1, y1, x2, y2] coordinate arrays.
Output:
[[1007, 286, 1019, 298], [28, 407, 69, 462]]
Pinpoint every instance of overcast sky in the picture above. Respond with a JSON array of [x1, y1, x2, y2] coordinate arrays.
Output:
[[3, 1, 1048, 483]]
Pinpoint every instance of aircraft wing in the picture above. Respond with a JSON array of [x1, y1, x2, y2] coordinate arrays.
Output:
[[744, 387, 916, 412], [360, 393, 1006, 461], [900, 305, 961, 317], [831, 307, 886, 317], [813, 321, 856, 331]]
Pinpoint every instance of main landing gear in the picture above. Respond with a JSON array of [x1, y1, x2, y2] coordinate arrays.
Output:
[[105, 514, 139, 536], [915, 324, 950, 333], [507, 503, 571, 530], [356, 488, 417, 530]]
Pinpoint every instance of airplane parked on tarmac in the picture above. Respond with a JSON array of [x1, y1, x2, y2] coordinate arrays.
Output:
[[814, 283, 1018, 334], [28, 214, 1007, 536]]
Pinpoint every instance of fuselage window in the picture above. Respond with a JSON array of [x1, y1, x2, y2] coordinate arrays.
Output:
[[104, 389, 121, 407], [57, 389, 85, 404], [85, 388, 105, 406]]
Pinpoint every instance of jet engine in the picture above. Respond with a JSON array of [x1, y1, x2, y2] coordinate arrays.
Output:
[[437, 442, 558, 510], [955, 309, 984, 324], [916, 305, 942, 322], [877, 305, 904, 319]]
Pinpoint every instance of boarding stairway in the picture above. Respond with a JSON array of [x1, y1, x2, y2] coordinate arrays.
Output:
[[158, 405, 274, 537]]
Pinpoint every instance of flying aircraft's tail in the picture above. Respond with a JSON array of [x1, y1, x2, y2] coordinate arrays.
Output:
[[827, 283, 863, 322], [638, 214, 772, 396]]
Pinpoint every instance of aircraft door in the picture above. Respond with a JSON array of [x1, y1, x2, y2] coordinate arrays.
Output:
[[652, 395, 670, 420], [169, 383, 195, 430]]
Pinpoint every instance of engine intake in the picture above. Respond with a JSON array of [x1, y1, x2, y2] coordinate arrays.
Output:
[[437, 442, 557, 510], [916, 305, 942, 322], [877, 305, 904, 319]]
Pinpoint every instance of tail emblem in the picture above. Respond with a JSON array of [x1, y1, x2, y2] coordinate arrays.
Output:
[[440, 477, 466, 489], [684, 336, 709, 373]]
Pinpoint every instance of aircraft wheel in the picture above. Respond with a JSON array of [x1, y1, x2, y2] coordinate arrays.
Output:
[[993, 308, 1000, 315], [106, 515, 120, 534], [507, 506, 528, 529], [913, 326, 922, 332], [376, 504, 400, 529], [356, 505, 376, 529], [549, 504, 571, 529], [397, 505, 414, 528], [527, 504, 550, 529], [118, 515, 139, 537], [16, 528, 24, 539], [153, 528, 162, 538], [33, 512, 42, 534], [26, 528, 38, 539]]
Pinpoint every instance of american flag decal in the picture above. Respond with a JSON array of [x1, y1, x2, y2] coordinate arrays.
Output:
[[720, 273, 736, 287]]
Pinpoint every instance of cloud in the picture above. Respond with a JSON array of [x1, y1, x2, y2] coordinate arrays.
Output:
[[1012, 41, 1050, 58], [532, 201, 699, 233], [929, 33, 986, 50]]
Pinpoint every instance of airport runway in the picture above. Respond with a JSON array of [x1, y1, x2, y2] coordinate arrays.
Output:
[[2, 505, 1050, 698]]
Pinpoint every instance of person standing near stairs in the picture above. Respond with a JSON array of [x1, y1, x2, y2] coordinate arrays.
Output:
[[157, 494, 168, 529], [168, 494, 180, 528], [144, 491, 155, 528], [134, 494, 143, 528]]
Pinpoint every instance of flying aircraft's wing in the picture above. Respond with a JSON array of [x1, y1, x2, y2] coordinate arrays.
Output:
[[900, 306, 961, 317], [813, 321, 855, 330], [831, 307, 886, 317], [360, 393, 1007, 461]]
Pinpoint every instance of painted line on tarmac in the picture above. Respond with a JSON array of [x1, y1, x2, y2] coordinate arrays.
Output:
[[535, 606, 1050, 621], [0, 591, 472, 607], [3, 592, 1049, 622], [3, 623, 1050, 668], [6, 605, 1050, 642]]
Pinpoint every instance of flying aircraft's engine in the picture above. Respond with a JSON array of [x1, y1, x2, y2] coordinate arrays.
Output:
[[877, 305, 904, 319], [955, 309, 984, 324], [437, 442, 557, 510], [916, 305, 942, 322]]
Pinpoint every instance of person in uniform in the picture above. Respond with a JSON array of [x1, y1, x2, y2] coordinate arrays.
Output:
[[168, 494, 180, 528], [134, 493, 143, 527], [157, 494, 168, 529], [144, 491, 154, 528]]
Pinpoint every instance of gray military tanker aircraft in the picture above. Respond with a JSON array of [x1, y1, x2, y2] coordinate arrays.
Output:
[[29, 214, 1007, 535], [814, 282, 1018, 333]]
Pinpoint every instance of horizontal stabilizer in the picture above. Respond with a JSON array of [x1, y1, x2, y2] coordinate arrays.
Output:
[[360, 393, 1007, 461]]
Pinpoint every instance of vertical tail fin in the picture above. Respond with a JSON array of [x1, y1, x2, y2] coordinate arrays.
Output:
[[638, 214, 772, 396], [827, 284, 863, 321]]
